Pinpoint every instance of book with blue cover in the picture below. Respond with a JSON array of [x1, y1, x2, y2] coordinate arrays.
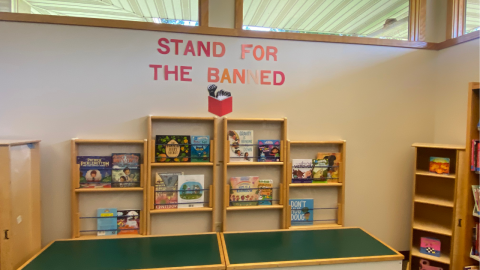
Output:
[[191, 136, 210, 162], [97, 208, 117, 236], [258, 140, 280, 162], [290, 199, 314, 226], [77, 156, 112, 188]]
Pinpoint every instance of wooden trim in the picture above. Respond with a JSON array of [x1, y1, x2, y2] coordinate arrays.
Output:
[[289, 141, 346, 145], [0, 139, 41, 146], [17, 241, 55, 270], [150, 116, 215, 121], [151, 162, 215, 167], [226, 205, 283, 211], [409, 0, 427, 42], [216, 233, 225, 265], [412, 143, 465, 149], [222, 226, 355, 234], [150, 207, 213, 214], [222, 118, 228, 232], [234, 0, 243, 29], [70, 139, 79, 238], [447, 0, 467, 39], [0, 146, 12, 270], [226, 162, 283, 166], [360, 228, 404, 258], [220, 233, 230, 266], [74, 187, 144, 193], [436, 30, 480, 50], [199, 0, 209, 27], [74, 139, 145, 144], [289, 183, 343, 187]]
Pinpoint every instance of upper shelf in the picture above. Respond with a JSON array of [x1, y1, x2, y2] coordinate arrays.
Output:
[[150, 162, 214, 167], [412, 143, 464, 150], [73, 139, 146, 144], [227, 162, 284, 166], [290, 183, 343, 187], [415, 170, 456, 179], [75, 187, 144, 193], [0, 139, 41, 146]]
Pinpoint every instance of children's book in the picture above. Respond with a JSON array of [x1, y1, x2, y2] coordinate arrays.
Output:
[[228, 130, 254, 162], [291, 159, 313, 183], [420, 237, 441, 257], [429, 157, 450, 174], [155, 135, 191, 162], [191, 136, 210, 162], [117, 209, 140, 235], [96, 208, 117, 236], [464, 266, 479, 270], [419, 259, 443, 270], [312, 153, 341, 183], [155, 173, 182, 209], [77, 156, 112, 188], [111, 153, 140, 188], [290, 199, 314, 226], [230, 176, 259, 206], [178, 175, 205, 208], [258, 179, 273, 205], [257, 140, 280, 162], [473, 185, 480, 215]]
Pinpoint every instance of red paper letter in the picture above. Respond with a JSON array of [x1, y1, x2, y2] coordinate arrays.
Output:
[[180, 66, 193, 82], [213, 42, 226, 57], [260, 70, 271, 85], [253, 46, 265, 61], [273, 71, 285, 85], [170, 39, 183, 55], [184, 41, 196, 56], [198, 41, 210, 57], [233, 69, 245, 84], [157, 38, 170, 54], [266, 46, 278, 61], [149, 64, 163, 80], [241, 44, 253, 59], [208, 68, 220, 82], [164, 65, 178, 81]]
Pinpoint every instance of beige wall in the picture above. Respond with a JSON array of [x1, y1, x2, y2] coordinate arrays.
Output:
[[0, 20, 478, 251]]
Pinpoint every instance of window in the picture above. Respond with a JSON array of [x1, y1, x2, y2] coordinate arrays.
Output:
[[243, 0, 410, 40], [465, 0, 480, 34], [5, 0, 199, 26]]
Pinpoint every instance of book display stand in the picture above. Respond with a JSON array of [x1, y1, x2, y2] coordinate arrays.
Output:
[[408, 143, 464, 270], [285, 141, 346, 230], [146, 116, 217, 235], [70, 139, 148, 238], [222, 118, 287, 232]]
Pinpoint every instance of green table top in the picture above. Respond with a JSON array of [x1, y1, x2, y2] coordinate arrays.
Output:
[[22, 234, 223, 270], [223, 228, 400, 265]]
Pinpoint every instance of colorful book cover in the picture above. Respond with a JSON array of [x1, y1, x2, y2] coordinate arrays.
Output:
[[477, 142, 480, 172], [419, 259, 444, 270], [230, 176, 259, 206], [155, 135, 190, 162], [155, 173, 182, 209], [97, 208, 117, 236], [472, 140, 477, 171], [291, 159, 313, 183], [258, 179, 273, 205], [228, 130, 254, 162], [429, 157, 450, 174], [420, 237, 441, 257], [257, 140, 280, 162], [191, 136, 210, 162], [290, 199, 314, 226], [112, 153, 140, 188], [77, 156, 112, 188], [473, 185, 480, 215], [117, 210, 140, 235], [312, 153, 341, 183], [178, 175, 205, 208]]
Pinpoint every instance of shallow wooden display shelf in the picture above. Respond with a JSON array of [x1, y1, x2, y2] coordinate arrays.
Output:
[[288, 224, 342, 230], [289, 140, 346, 145], [226, 205, 284, 211], [414, 195, 454, 208], [415, 170, 456, 179], [413, 221, 452, 236], [150, 162, 214, 167], [75, 187, 144, 193], [470, 248, 480, 262], [74, 139, 145, 144], [150, 207, 213, 214], [289, 183, 343, 187], [474, 212, 479, 218], [411, 246, 450, 264], [411, 143, 465, 150], [227, 162, 284, 166], [77, 234, 142, 240]]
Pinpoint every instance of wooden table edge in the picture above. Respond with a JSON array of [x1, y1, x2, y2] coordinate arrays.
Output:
[[132, 264, 225, 270], [17, 241, 56, 270], [358, 228, 404, 259], [222, 226, 359, 234], [60, 231, 218, 241]]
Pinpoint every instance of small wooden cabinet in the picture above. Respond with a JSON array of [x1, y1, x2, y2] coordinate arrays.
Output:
[[0, 140, 41, 270]]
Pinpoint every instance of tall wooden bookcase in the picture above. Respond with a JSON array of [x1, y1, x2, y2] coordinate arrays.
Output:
[[0, 140, 41, 270], [70, 139, 148, 238], [222, 118, 287, 232], [285, 141, 346, 230], [408, 143, 464, 270], [147, 116, 217, 235]]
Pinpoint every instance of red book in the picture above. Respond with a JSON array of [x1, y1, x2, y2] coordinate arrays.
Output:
[[477, 142, 480, 172], [472, 140, 476, 171]]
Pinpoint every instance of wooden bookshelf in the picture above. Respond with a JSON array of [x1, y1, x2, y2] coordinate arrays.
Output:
[[285, 140, 346, 230], [146, 116, 217, 235], [70, 139, 148, 239], [222, 117, 287, 232], [409, 143, 464, 270]]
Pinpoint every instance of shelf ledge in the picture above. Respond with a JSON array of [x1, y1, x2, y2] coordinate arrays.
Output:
[[415, 170, 456, 179], [226, 205, 284, 211], [227, 162, 284, 166], [411, 247, 450, 265], [289, 183, 343, 187], [150, 162, 214, 167], [75, 187, 144, 193], [150, 207, 213, 214]]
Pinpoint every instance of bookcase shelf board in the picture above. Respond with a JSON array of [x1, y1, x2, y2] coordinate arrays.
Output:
[[223, 117, 287, 232], [71, 139, 148, 239], [408, 143, 464, 269], [470, 248, 480, 262], [147, 116, 217, 235], [285, 140, 346, 230]]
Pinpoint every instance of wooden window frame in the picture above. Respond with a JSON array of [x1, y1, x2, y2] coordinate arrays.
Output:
[[447, 0, 466, 39]]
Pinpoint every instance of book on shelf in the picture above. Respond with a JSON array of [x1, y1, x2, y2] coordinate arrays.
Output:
[[420, 237, 441, 257], [178, 175, 205, 208], [77, 156, 112, 188], [230, 176, 259, 206], [155, 135, 191, 162], [117, 209, 140, 235], [473, 185, 480, 215], [97, 208, 117, 236], [290, 199, 314, 226], [257, 140, 280, 162], [291, 159, 313, 183], [191, 136, 210, 162], [228, 130, 254, 162], [429, 157, 450, 175], [464, 266, 479, 270], [155, 172, 182, 209], [419, 259, 443, 270], [312, 153, 341, 183], [472, 222, 479, 256], [258, 179, 273, 205], [471, 140, 478, 171], [112, 153, 140, 188]]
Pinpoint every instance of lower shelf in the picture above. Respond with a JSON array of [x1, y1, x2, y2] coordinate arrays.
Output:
[[289, 224, 342, 230], [413, 221, 452, 236], [226, 205, 284, 211], [411, 246, 450, 265], [77, 234, 143, 239], [471, 248, 480, 262], [150, 207, 213, 214], [75, 187, 144, 193]]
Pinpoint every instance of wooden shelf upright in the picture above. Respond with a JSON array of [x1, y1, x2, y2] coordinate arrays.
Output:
[[285, 141, 346, 230], [70, 139, 148, 239], [222, 117, 287, 232], [146, 116, 217, 235], [408, 143, 464, 270]]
